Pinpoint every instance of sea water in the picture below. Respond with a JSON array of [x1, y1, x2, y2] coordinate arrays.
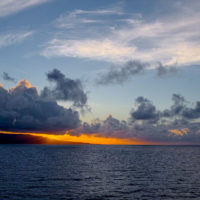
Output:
[[0, 145, 200, 199]]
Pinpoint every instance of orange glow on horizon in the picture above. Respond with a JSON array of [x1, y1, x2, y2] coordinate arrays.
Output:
[[33, 133, 150, 145], [0, 130, 156, 145]]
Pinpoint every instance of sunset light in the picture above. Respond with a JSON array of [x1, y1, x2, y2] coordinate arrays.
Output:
[[0, 0, 200, 199]]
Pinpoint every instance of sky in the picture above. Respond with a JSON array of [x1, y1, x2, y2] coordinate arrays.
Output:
[[0, 0, 200, 144]]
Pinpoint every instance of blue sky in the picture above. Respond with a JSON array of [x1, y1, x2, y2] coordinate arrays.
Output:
[[0, 0, 200, 143]]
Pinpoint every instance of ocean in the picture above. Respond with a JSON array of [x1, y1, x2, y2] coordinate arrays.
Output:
[[0, 145, 199, 200]]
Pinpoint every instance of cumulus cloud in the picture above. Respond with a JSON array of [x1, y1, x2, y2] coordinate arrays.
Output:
[[0, 74, 199, 143], [0, 79, 81, 133], [130, 95, 200, 143], [41, 69, 87, 108], [2, 72, 16, 83], [130, 96, 159, 122], [182, 102, 200, 119], [68, 94, 200, 144], [69, 115, 130, 138]]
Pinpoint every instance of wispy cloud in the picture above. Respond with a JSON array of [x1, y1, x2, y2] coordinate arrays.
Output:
[[42, 39, 134, 61], [0, 0, 51, 17], [43, 2, 200, 66], [0, 31, 33, 48], [96, 61, 177, 85], [55, 8, 123, 29]]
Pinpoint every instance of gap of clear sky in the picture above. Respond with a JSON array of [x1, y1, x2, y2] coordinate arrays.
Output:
[[0, 0, 200, 144]]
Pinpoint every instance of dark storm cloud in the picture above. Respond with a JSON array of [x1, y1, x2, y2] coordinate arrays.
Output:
[[96, 60, 147, 85], [130, 96, 159, 122], [69, 94, 200, 144], [69, 115, 130, 138], [130, 95, 200, 143], [2, 72, 16, 83], [0, 79, 81, 133], [161, 94, 200, 120], [41, 69, 87, 108], [96, 60, 178, 85], [182, 101, 200, 119], [166, 94, 200, 119], [171, 94, 186, 115]]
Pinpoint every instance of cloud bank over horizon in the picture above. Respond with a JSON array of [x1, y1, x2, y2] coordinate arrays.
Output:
[[69, 94, 200, 144], [0, 70, 200, 144]]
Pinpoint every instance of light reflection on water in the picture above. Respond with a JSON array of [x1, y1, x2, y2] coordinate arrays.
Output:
[[0, 145, 200, 199]]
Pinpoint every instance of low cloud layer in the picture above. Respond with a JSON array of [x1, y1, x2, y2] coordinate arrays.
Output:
[[0, 69, 199, 144], [0, 69, 89, 133], [96, 60, 177, 85], [69, 94, 200, 144]]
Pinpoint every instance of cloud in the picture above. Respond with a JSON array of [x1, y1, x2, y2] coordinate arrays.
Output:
[[130, 96, 159, 122], [0, 31, 33, 48], [168, 128, 188, 136], [162, 94, 196, 119], [96, 60, 177, 85], [1, 74, 199, 143], [43, 2, 200, 65], [68, 94, 200, 144], [0, 0, 51, 17], [41, 69, 87, 108], [96, 60, 147, 85], [69, 115, 130, 139], [2, 72, 16, 83], [156, 62, 177, 77], [182, 101, 200, 119], [42, 39, 134, 62], [162, 94, 200, 120], [0, 78, 81, 133], [129, 94, 200, 143], [55, 8, 122, 29]]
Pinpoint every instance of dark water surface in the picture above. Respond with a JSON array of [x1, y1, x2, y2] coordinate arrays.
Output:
[[0, 145, 200, 200]]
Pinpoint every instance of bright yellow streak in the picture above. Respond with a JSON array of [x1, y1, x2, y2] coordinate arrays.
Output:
[[32, 133, 147, 145], [0, 130, 155, 145]]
